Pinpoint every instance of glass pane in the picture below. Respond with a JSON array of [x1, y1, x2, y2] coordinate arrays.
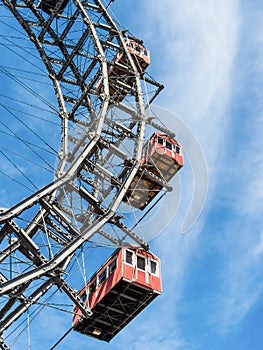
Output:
[[137, 256, 145, 270], [80, 292, 87, 302], [150, 260, 157, 274], [99, 269, 107, 285], [157, 136, 164, 145], [125, 250, 133, 264], [166, 141, 172, 150], [109, 259, 117, 274], [89, 280, 96, 295]]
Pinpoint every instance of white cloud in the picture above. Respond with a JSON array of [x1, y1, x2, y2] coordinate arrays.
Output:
[[211, 15, 263, 327], [210, 228, 263, 334], [206, 128, 263, 334]]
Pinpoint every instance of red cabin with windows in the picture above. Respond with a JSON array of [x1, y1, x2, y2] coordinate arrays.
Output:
[[125, 39, 150, 71], [96, 39, 150, 102], [142, 132, 184, 180], [123, 132, 184, 210], [72, 247, 161, 342]]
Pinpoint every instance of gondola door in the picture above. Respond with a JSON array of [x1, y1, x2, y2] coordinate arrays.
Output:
[[136, 253, 148, 285], [147, 257, 158, 287]]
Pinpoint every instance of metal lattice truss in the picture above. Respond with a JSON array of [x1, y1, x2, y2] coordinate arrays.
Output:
[[0, 0, 172, 346]]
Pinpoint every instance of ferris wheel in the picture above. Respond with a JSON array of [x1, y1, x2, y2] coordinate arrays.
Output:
[[0, 1, 183, 348]]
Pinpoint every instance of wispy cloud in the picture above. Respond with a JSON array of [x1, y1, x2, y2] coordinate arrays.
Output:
[[210, 132, 263, 333], [201, 4, 263, 335], [142, 0, 240, 162]]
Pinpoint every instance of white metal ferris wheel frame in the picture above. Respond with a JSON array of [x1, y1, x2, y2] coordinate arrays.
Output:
[[0, 1, 173, 348]]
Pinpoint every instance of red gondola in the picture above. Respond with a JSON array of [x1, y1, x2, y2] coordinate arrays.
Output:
[[125, 39, 150, 71], [96, 39, 150, 102], [72, 246, 161, 342], [123, 132, 184, 210]]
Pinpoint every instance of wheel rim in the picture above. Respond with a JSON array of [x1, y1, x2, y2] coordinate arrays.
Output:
[[0, 1, 170, 347]]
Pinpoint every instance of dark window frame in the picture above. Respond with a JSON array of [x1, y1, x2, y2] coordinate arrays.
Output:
[[125, 250, 134, 265], [89, 280, 97, 295], [137, 255, 146, 271], [150, 260, 158, 275], [80, 292, 87, 302], [157, 135, 164, 145], [98, 268, 107, 285], [176, 146, 181, 154], [166, 141, 172, 150], [109, 258, 117, 275]]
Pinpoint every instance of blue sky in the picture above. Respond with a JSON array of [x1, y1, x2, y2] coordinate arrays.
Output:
[[1, 0, 263, 349]]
